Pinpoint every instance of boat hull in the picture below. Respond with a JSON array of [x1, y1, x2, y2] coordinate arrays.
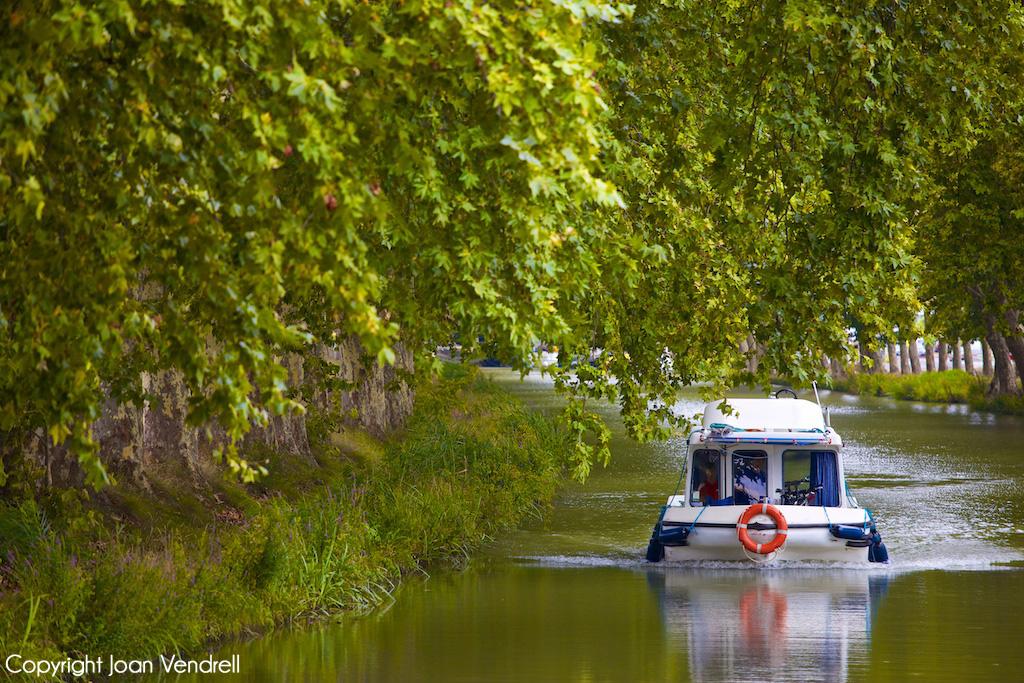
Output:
[[659, 505, 872, 563]]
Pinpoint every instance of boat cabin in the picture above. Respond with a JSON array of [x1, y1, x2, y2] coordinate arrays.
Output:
[[680, 398, 853, 509]]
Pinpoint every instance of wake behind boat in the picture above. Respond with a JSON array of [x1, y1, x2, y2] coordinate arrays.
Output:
[[646, 391, 889, 564]]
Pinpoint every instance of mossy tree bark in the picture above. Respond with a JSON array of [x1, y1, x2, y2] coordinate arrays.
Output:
[[985, 322, 1019, 396], [871, 348, 886, 375], [1003, 311, 1024, 386], [907, 339, 922, 374], [887, 342, 901, 375], [18, 342, 413, 491], [982, 339, 994, 376], [963, 341, 976, 375]]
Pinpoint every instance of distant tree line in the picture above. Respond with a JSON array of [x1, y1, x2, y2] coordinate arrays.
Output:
[[821, 332, 1015, 387]]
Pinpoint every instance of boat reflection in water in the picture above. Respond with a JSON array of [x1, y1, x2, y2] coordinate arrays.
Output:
[[646, 570, 890, 683]]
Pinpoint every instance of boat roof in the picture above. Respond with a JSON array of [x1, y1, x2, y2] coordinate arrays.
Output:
[[701, 398, 826, 432]]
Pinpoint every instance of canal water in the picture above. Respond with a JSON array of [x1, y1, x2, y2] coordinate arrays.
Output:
[[164, 370, 1024, 682]]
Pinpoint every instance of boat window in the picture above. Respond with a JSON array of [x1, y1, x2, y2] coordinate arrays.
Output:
[[690, 449, 722, 506], [781, 450, 840, 506], [732, 450, 767, 505]]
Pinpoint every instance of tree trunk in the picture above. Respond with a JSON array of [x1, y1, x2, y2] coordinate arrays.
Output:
[[952, 341, 962, 370], [870, 348, 885, 375], [963, 341, 976, 375], [987, 330, 1017, 395], [1004, 335, 1024, 389], [43, 431, 53, 488], [900, 340, 913, 374], [924, 341, 936, 372], [858, 341, 870, 374], [908, 339, 922, 374], [938, 342, 948, 371], [1003, 311, 1024, 388], [830, 356, 845, 379], [982, 338, 994, 376], [887, 342, 900, 374], [745, 334, 761, 375]]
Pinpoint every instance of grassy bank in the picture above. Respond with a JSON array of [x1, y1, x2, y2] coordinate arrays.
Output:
[[829, 370, 1024, 414], [0, 366, 570, 669]]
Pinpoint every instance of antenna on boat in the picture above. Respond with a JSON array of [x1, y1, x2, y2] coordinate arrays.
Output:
[[812, 380, 831, 428]]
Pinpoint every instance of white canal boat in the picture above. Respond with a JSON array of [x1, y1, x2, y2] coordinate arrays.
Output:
[[646, 391, 889, 564]]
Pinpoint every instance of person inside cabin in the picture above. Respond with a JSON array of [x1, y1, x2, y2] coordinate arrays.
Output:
[[690, 450, 721, 506], [699, 465, 719, 505]]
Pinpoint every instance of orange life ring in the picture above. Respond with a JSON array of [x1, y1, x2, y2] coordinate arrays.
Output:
[[736, 503, 788, 554]]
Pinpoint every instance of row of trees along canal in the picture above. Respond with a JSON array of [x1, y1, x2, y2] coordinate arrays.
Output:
[[2, 1, 1024, 489], [761, 328, 1022, 394]]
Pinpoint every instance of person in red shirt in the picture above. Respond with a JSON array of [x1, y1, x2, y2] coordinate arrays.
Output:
[[698, 468, 719, 505]]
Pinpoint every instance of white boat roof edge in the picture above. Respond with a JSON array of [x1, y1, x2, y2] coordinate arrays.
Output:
[[701, 398, 826, 432], [703, 431, 834, 446]]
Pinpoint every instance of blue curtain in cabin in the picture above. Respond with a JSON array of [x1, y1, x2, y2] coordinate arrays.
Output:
[[810, 452, 840, 506]]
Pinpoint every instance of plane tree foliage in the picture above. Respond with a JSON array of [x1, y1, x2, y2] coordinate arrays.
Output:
[[1, 0, 1020, 485], [546, 0, 1022, 474], [905, 3, 1024, 393], [1, 0, 630, 484], [917, 134, 1024, 391]]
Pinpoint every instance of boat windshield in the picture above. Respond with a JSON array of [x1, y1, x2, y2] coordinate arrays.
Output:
[[781, 450, 840, 506], [732, 451, 767, 504], [690, 449, 721, 505]]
